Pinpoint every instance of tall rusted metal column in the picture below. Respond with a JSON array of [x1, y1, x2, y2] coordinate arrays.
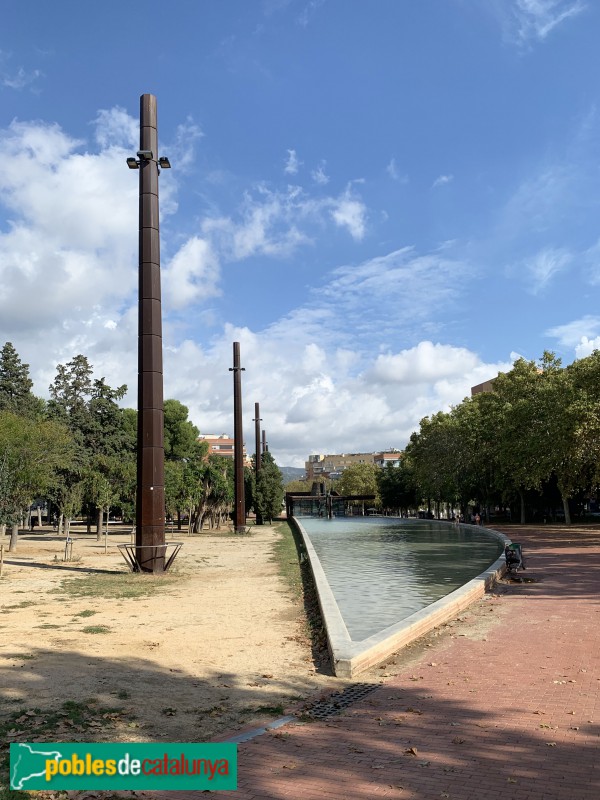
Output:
[[136, 94, 165, 572], [253, 402, 263, 526], [229, 342, 246, 532], [253, 403, 262, 472], [262, 430, 268, 453]]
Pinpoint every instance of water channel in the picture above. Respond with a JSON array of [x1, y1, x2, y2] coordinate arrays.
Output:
[[299, 516, 504, 641]]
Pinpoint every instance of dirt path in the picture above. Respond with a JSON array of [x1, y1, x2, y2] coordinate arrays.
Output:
[[0, 524, 341, 743]]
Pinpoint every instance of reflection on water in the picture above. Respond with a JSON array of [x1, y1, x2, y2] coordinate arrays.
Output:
[[300, 517, 503, 641]]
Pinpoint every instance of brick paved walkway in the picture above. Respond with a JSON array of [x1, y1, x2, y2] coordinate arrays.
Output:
[[161, 525, 600, 800]]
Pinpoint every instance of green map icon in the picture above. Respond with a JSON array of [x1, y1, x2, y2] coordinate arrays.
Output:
[[11, 743, 63, 790]]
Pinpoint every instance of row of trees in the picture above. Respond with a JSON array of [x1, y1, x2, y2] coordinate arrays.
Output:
[[0, 342, 284, 549], [286, 351, 600, 525], [404, 351, 600, 524]]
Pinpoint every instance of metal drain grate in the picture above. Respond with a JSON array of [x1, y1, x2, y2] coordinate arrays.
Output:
[[303, 683, 380, 719]]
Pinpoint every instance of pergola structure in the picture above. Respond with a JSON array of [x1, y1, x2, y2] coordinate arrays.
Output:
[[285, 492, 376, 519]]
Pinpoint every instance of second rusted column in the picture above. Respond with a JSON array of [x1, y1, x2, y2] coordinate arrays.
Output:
[[230, 342, 246, 532]]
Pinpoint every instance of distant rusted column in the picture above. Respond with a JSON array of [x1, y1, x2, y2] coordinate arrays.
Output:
[[229, 342, 246, 532], [136, 94, 165, 572], [253, 402, 263, 526], [262, 429, 267, 454], [253, 403, 262, 472]]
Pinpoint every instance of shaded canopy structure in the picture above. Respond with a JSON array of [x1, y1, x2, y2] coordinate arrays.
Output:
[[285, 490, 375, 519]]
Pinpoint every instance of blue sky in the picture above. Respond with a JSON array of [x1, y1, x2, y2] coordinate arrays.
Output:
[[1, 0, 600, 466]]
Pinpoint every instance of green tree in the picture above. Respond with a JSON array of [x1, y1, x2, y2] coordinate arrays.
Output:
[[48, 356, 130, 535], [0, 412, 74, 550], [334, 462, 380, 508], [47, 354, 94, 440], [0, 342, 44, 419], [164, 399, 200, 461], [406, 412, 458, 515], [493, 354, 562, 523], [377, 459, 418, 515], [254, 451, 284, 524]]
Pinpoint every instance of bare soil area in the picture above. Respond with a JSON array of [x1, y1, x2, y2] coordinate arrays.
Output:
[[0, 523, 343, 745]]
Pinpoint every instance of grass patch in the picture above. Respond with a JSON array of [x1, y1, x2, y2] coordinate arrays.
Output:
[[54, 571, 181, 600], [271, 520, 331, 674], [81, 625, 111, 634], [73, 609, 97, 618], [11, 655, 34, 661], [271, 521, 304, 603], [239, 704, 286, 717], [2, 601, 37, 610], [35, 623, 62, 629], [0, 700, 134, 800]]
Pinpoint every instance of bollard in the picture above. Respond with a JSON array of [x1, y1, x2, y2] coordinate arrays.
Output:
[[64, 537, 73, 562]]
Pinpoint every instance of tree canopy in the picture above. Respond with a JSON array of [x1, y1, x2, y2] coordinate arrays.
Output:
[[406, 350, 600, 524]]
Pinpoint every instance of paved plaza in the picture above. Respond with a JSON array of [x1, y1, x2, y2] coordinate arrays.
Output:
[[149, 523, 600, 799]]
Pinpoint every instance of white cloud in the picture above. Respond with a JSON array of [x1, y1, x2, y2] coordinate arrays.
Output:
[[0, 118, 140, 328], [386, 158, 399, 180], [93, 107, 138, 150], [202, 185, 312, 262], [575, 336, 600, 358], [330, 187, 367, 240], [200, 181, 369, 270], [163, 237, 221, 309], [546, 316, 600, 359], [317, 246, 472, 345], [366, 342, 481, 385], [157, 323, 513, 467], [0, 109, 498, 467], [296, 0, 325, 27], [0, 51, 43, 90], [521, 246, 572, 292], [284, 148, 301, 174], [511, 0, 586, 43], [311, 161, 329, 185], [432, 174, 454, 188], [583, 238, 600, 285], [546, 315, 600, 347]]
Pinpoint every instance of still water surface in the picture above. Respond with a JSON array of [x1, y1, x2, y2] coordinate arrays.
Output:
[[300, 517, 503, 641]]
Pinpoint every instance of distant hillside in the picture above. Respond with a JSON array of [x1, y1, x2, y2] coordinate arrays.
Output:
[[279, 466, 306, 485]]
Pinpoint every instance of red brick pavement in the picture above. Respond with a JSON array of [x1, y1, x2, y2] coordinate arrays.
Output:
[[157, 525, 600, 800]]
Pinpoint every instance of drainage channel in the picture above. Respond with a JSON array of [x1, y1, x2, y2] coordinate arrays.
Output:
[[222, 683, 380, 744]]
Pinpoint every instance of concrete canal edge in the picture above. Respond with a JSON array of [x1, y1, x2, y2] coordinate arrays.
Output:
[[291, 516, 511, 679]]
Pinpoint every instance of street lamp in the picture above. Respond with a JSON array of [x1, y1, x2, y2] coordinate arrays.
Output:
[[125, 94, 173, 573]]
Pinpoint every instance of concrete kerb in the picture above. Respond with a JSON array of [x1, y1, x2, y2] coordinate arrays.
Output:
[[291, 516, 511, 678]]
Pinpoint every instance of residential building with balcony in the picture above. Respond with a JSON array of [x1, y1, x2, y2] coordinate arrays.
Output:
[[305, 449, 402, 480], [199, 434, 250, 465]]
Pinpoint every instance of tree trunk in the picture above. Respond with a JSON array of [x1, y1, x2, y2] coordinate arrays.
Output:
[[87, 513, 92, 534], [8, 523, 19, 552], [519, 490, 526, 524], [177, 510, 182, 531], [37, 507, 43, 527], [96, 507, 103, 541], [561, 495, 571, 525], [58, 514, 64, 535]]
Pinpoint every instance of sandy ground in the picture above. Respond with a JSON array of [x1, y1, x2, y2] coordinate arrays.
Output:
[[0, 523, 344, 743]]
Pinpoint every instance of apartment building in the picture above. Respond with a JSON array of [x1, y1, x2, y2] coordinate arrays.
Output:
[[305, 450, 402, 480], [199, 433, 250, 465], [471, 378, 496, 396]]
